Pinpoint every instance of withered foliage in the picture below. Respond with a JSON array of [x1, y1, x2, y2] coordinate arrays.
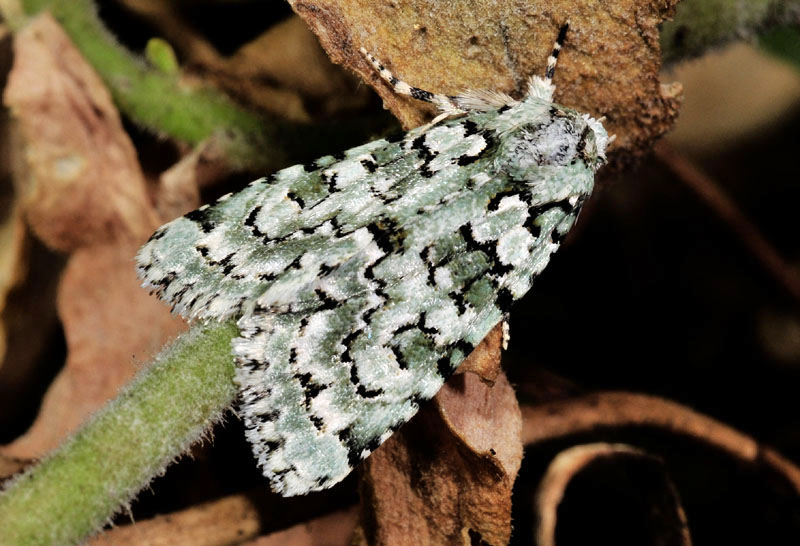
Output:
[[2, 1, 800, 545]]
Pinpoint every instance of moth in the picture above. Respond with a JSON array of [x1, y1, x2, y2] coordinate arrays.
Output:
[[137, 24, 610, 496]]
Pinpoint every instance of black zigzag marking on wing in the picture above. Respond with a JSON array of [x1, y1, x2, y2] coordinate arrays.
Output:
[[314, 288, 339, 311], [436, 339, 475, 378], [457, 130, 497, 167], [184, 207, 216, 233], [286, 191, 305, 209], [309, 415, 325, 431], [488, 189, 532, 212], [528, 198, 577, 244], [495, 287, 516, 313], [293, 371, 328, 410], [416, 311, 440, 338], [363, 263, 388, 300], [522, 212, 542, 239], [459, 223, 513, 277], [244, 206, 265, 238], [366, 218, 403, 255], [462, 120, 480, 136], [321, 170, 338, 192], [411, 135, 437, 178], [146, 227, 166, 243], [388, 323, 413, 340], [337, 426, 364, 468], [360, 155, 378, 173], [450, 290, 468, 315], [340, 330, 383, 399], [390, 345, 408, 370], [254, 409, 280, 423], [202, 252, 236, 276]]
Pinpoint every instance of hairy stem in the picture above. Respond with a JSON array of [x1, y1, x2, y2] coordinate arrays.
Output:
[[0, 321, 238, 546]]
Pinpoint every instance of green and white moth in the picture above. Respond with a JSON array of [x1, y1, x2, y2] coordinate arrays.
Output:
[[137, 24, 609, 496]]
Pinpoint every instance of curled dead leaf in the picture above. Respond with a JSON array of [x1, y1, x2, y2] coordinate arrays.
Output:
[[0, 25, 27, 368], [436, 370, 522, 480], [357, 371, 521, 546], [204, 16, 371, 120], [456, 321, 503, 384], [535, 443, 692, 546], [521, 391, 800, 498]]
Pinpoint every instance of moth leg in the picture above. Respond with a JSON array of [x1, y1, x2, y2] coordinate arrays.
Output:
[[526, 22, 569, 102], [502, 318, 511, 350], [360, 47, 465, 116]]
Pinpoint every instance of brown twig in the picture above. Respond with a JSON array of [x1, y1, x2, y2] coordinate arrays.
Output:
[[87, 493, 262, 546], [243, 506, 358, 546], [654, 141, 800, 306], [521, 391, 800, 495], [88, 492, 359, 546]]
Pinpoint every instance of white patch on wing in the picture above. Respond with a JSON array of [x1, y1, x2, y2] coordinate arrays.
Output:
[[497, 226, 534, 266]]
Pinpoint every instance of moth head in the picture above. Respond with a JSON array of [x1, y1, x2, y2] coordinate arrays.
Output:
[[582, 114, 610, 171]]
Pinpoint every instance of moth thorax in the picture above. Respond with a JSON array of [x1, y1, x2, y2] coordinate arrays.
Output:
[[499, 116, 585, 177]]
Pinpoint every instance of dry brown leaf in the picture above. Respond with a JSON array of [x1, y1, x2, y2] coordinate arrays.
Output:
[[356, 371, 521, 546], [152, 139, 233, 221], [0, 14, 187, 457], [117, 1, 370, 120], [210, 16, 371, 118], [3, 242, 186, 458], [89, 493, 263, 546], [0, 24, 27, 367], [436, 371, 523, 480], [3, 14, 160, 251], [290, 0, 683, 163], [455, 321, 503, 384], [521, 391, 760, 458], [244, 506, 358, 546], [0, 203, 26, 365]]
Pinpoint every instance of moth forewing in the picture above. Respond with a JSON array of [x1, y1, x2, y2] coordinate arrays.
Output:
[[137, 24, 608, 496]]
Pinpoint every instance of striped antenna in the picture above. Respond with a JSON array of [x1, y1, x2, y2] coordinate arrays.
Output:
[[545, 23, 569, 81], [360, 47, 462, 114]]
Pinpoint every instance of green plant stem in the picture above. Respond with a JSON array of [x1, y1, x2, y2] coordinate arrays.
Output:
[[15, 0, 286, 171], [0, 321, 239, 546], [10, 0, 388, 172], [661, 0, 800, 64]]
